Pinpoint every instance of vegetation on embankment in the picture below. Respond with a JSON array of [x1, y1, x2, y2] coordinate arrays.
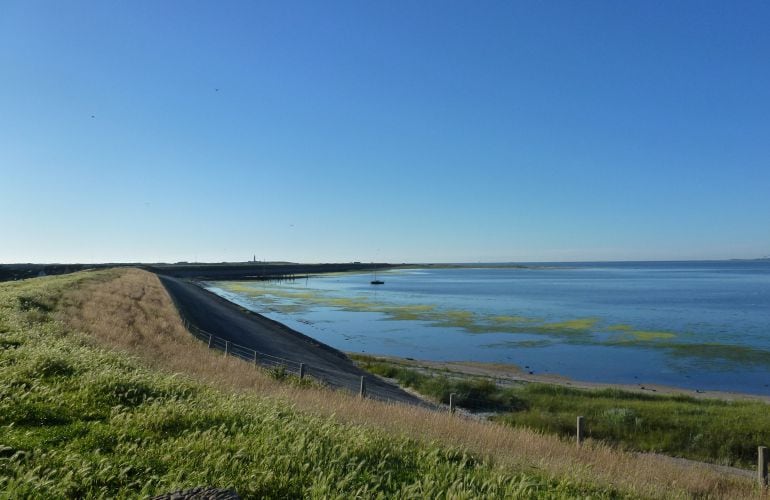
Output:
[[353, 355, 770, 468], [0, 269, 757, 498]]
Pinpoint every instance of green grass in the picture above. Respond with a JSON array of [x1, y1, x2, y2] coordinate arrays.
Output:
[[0, 274, 622, 498], [353, 355, 770, 468], [498, 384, 770, 468], [350, 356, 529, 412]]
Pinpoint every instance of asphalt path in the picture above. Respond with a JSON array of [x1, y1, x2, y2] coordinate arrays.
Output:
[[158, 275, 427, 406]]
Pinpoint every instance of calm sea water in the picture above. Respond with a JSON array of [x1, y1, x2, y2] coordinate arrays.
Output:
[[207, 261, 770, 395]]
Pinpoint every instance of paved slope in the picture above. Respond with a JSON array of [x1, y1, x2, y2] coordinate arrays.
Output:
[[159, 275, 426, 406]]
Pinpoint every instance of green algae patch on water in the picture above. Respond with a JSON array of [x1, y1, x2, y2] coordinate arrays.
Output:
[[539, 318, 599, 332], [217, 282, 256, 294], [325, 296, 374, 311], [431, 310, 488, 332], [604, 325, 677, 342], [278, 289, 324, 301], [628, 331, 676, 341], [381, 304, 437, 321], [215, 281, 286, 299], [443, 310, 475, 324], [217, 281, 450, 325], [490, 315, 539, 325], [218, 282, 331, 306]]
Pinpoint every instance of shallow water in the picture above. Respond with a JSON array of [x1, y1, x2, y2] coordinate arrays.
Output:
[[207, 261, 770, 395]]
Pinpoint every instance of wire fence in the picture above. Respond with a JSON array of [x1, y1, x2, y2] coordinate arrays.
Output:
[[302, 363, 406, 405], [182, 318, 304, 375], [180, 317, 405, 404]]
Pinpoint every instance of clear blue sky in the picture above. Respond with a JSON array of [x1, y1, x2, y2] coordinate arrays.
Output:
[[2, 1, 769, 263]]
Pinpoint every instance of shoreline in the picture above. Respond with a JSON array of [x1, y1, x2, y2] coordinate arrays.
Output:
[[352, 353, 770, 404]]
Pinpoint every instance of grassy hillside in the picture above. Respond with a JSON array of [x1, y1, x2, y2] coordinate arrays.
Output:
[[0, 269, 757, 498], [353, 356, 770, 468]]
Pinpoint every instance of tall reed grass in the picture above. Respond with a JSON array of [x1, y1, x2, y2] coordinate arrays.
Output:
[[355, 354, 770, 467]]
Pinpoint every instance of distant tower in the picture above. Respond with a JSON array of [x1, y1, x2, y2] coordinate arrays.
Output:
[[253, 254, 256, 262]]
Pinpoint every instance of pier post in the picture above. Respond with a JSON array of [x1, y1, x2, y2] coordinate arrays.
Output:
[[299, 363, 305, 379], [359, 376, 366, 398], [759, 446, 768, 486], [576, 416, 585, 447], [449, 393, 456, 414]]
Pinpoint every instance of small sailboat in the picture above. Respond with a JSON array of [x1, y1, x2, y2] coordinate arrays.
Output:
[[370, 269, 384, 285]]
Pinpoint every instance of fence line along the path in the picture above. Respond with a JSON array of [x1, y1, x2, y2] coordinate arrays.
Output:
[[182, 318, 303, 375], [180, 316, 397, 399], [181, 318, 404, 404]]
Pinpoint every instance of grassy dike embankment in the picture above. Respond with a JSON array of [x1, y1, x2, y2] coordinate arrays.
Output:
[[0, 269, 758, 498]]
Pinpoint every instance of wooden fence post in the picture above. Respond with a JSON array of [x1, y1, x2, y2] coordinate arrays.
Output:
[[759, 446, 768, 486], [359, 376, 366, 398], [224, 341, 229, 356], [576, 416, 585, 447], [254, 350, 258, 366], [449, 393, 456, 414], [207, 334, 213, 348], [299, 363, 305, 379]]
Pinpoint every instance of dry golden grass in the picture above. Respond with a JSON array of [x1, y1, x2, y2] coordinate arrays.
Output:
[[58, 268, 762, 499]]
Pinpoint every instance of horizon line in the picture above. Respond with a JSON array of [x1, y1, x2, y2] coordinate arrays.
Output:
[[1, 257, 768, 266]]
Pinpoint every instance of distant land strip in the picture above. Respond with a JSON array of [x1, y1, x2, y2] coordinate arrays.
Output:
[[0, 261, 543, 283]]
